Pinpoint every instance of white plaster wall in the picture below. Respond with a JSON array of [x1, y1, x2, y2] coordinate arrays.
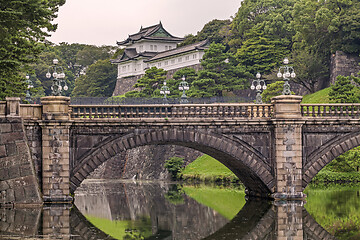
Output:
[[148, 51, 203, 71], [116, 50, 204, 78], [130, 41, 177, 53], [117, 59, 147, 78]]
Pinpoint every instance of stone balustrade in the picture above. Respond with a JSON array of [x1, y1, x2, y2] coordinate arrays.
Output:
[[301, 103, 360, 118], [70, 103, 273, 119]]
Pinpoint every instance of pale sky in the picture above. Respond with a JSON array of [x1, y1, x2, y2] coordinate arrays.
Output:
[[48, 0, 241, 46]]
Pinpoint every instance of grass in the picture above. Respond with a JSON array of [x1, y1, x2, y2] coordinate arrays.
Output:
[[301, 87, 331, 103], [183, 185, 246, 220], [85, 215, 152, 239], [182, 154, 239, 183]]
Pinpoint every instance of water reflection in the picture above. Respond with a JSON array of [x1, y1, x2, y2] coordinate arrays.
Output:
[[0, 180, 339, 240]]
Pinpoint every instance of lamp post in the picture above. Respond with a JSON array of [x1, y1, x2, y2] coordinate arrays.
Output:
[[160, 80, 170, 104], [46, 58, 68, 96], [250, 72, 267, 104], [178, 75, 189, 104], [25, 75, 33, 103], [277, 57, 296, 95]]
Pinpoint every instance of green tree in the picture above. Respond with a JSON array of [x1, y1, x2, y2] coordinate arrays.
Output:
[[72, 59, 117, 97], [179, 19, 231, 47], [164, 157, 185, 180], [292, 0, 360, 70], [75, 45, 115, 67], [329, 75, 360, 103], [189, 43, 251, 97], [236, 25, 289, 74], [0, 0, 65, 99], [261, 81, 285, 103], [166, 68, 197, 98], [292, 50, 329, 93], [125, 67, 167, 98], [229, 0, 295, 54]]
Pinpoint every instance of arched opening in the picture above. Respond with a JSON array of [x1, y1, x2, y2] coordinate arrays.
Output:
[[303, 131, 360, 189], [70, 129, 274, 197]]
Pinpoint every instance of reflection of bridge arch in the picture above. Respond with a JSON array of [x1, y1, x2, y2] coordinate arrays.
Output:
[[203, 201, 338, 240], [70, 128, 275, 196], [303, 129, 360, 188], [70, 206, 115, 240]]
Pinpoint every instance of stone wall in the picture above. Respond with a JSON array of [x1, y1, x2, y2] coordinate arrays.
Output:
[[0, 114, 42, 205], [112, 64, 202, 96], [330, 51, 360, 85], [89, 145, 201, 180]]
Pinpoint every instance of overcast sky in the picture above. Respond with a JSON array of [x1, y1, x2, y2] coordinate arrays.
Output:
[[47, 0, 241, 46]]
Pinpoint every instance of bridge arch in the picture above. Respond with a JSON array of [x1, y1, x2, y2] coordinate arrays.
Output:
[[70, 128, 275, 196], [303, 131, 360, 188]]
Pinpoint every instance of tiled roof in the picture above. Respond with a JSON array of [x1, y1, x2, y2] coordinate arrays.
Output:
[[146, 40, 209, 62], [111, 50, 157, 64], [117, 22, 183, 45]]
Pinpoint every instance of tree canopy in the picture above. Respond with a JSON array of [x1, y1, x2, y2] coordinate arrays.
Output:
[[0, 0, 65, 100], [189, 43, 251, 97], [125, 67, 167, 98], [72, 59, 117, 97]]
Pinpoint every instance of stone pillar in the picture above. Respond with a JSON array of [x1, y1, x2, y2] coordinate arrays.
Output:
[[40, 96, 72, 203], [271, 95, 306, 200], [5, 97, 20, 117], [43, 205, 71, 239], [275, 201, 304, 239]]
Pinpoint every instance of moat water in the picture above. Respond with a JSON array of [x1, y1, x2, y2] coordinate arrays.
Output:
[[0, 180, 359, 240]]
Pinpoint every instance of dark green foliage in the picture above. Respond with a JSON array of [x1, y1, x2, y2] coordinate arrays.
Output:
[[164, 157, 185, 180], [229, 0, 295, 54], [72, 59, 117, 97], [236, 25, 289, 74], [178, 19, 231, 47], [292, 50, 329, 93], [165, 184, 185, 205], [0, 0, 65, 99], [125, 67, 167, 98], [261, 81, 284, 103], [329, 75, 360, 103], [292, 0, 360, 83], [326, 147, 360, 173], [167, 68, 197, 98], [189, 43, 251, 97]]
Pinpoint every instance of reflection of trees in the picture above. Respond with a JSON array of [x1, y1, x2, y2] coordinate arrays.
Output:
[[165, 184, 185, 205], [305, 185, 360, 238], [124, 217, 152, 240]]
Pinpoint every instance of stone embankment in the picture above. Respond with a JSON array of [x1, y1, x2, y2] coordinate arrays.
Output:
[[90, 145, 201, 180], [0, 98, 42, 206]]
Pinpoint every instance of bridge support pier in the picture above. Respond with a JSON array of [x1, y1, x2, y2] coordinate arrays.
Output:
[[272, 95, 306, 200], [40, 96, 73, 203]]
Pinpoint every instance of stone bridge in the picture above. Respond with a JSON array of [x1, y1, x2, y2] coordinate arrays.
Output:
[[1, 95, 360, 203]]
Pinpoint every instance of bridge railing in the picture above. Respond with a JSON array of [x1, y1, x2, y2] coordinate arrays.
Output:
[[70, 104, 273, 119], [301, 104, 360, 118]]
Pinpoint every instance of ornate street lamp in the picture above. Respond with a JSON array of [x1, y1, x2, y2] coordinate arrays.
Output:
[[178, 75, 189, 104], [25, 75, 33, 103], [277, 57, 296, 95], [46, 58, 68, 96], [250, 72, 267, 104], [160, 80, 170, 104]]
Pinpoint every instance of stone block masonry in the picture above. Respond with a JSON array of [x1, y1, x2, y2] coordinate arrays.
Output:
[[0, 98, 42, 206], [330, 51, 360, 85]]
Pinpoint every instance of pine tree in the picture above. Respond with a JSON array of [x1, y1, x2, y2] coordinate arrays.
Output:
[[329, 75, 360, 103], [189, 43, 251, 97], [125, 67, 167, 98]]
